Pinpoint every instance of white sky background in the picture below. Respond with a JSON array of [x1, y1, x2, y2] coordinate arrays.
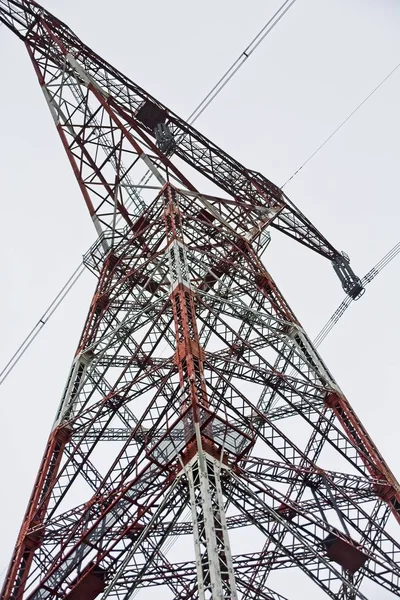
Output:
[[0, 0, 399, 596]]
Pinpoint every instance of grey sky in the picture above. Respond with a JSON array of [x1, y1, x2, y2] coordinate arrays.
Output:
[[0, 1, 399, 597]]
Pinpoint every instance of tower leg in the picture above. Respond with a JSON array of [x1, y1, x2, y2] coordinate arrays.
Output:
[[187, 451, 238, 600]]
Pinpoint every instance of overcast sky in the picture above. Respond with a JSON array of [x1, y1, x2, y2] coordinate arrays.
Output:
[[0, 1, 399, 597]]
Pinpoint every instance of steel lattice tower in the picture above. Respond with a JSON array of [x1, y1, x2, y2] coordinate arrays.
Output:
[[1, 2, 400, 600]]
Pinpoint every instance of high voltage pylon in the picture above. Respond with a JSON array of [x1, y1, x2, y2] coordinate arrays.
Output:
[[1, 2, 399, 600]]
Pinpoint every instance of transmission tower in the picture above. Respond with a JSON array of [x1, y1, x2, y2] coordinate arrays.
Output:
[[1, 2, 399, 600]]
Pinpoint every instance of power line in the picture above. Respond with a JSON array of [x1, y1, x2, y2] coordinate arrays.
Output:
[[282, 60, 400, 188], [313, 239, 400, 348], [187, 0, 298, 125], [0, 264, 84, 385], [280, 239, 400, 389], [0, 1, 297, 387]]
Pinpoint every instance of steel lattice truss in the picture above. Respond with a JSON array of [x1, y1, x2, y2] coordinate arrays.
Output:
[[1, 2, 400, 600]]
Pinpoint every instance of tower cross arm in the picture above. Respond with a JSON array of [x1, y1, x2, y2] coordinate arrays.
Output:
[[0, 0, 363, 297]]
